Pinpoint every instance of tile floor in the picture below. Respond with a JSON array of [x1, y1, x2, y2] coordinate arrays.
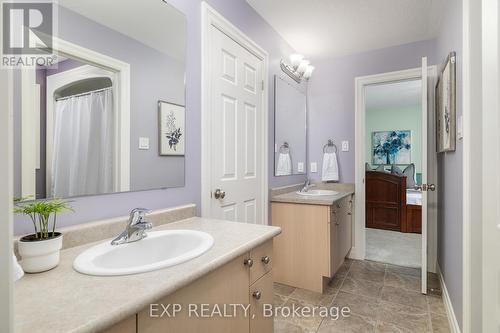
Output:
[[273, 259, 450, 333], [365, 228, 421, 268]]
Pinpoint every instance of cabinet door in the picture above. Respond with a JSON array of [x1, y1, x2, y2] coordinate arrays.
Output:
[[249, 240, 273, 284], [138, 255, 250, 333], [331, 207, 343, 274], [250, 271, 273, 333]]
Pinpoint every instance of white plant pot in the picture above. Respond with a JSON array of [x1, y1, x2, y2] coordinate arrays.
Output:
[[18, 233, 63, 273]]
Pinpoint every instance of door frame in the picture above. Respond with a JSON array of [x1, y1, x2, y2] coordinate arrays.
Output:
[[201, 2, 269, 224], [353, 66, 438, 273]]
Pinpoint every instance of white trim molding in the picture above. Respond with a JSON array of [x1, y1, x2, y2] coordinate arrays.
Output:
[[201, 2, 269, 224], [353, 66, 438, 276], [438, 265, 461, 333]]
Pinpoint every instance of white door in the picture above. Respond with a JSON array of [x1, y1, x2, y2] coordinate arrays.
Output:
[[420, 57, 429, 294], [208, 26, 264, 223]]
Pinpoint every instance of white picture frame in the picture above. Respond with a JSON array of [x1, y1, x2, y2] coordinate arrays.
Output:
[[436, 52, 456, 153], [158, 101, 185, 156]]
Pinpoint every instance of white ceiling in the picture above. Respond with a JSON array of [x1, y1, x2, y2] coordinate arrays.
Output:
[[365, 79, 421, 111], [58, 0, 186, 61], [246, 0, 444, 60]]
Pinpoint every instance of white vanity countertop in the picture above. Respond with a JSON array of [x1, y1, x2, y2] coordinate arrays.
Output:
[[271, 190, 354, 206], [14, 217, 281, 333]]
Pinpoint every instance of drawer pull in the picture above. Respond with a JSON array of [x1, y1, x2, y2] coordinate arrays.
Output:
[[252, 291, 262, 300], [244, 258, 254, 267], [261, 256, 271, 264]]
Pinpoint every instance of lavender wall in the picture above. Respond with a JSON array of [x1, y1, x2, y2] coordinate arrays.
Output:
[[435, 0, 463, 328], [307, 39, 437, 183], [14, 0, 304, 235]]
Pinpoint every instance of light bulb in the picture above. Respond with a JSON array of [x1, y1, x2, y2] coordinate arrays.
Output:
[[289, 54, 304, 68], [297, 60, 310, 74], [303, 65, 315, 78]]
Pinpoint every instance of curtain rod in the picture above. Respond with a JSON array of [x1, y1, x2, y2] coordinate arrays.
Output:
[[55, 86, 112, 102]]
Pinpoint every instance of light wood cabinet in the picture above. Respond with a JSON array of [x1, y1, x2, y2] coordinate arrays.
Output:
[[103, 240, 274, 333], [272, 195, 353, 293]]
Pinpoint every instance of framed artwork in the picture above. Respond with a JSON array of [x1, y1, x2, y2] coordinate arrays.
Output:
[[158, 101, 185, 156], [436, 52, 456, 153], [372, 130, 411, 165]]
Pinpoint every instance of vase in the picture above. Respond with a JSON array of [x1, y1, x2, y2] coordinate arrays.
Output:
[[17, 232, 63, 273]]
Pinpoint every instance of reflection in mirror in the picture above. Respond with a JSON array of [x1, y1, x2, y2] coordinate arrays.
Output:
[[274, 76, 307, 176], [13, 1, 187, 201]]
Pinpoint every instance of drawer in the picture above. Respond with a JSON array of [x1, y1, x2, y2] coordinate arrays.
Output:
[[249, 240, 273, 284], [249, 271, 273, 333]]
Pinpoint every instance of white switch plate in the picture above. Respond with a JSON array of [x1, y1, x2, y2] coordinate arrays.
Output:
[[457, 115, 463, 140], [139, 137, 150, 150], [310, 162, 317, 173], [297, 162, 304, 173], [342, 140, 349, 152]]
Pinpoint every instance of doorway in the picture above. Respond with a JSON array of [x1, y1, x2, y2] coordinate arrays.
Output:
[[201, 4, 269, 224], [354, 61, 438, 294]]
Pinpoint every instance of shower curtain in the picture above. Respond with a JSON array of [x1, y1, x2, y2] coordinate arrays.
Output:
[[51, 89, 114, 197]]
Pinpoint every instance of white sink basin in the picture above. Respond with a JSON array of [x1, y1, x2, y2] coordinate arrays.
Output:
[[296, 190, 339, 196], [73, 230, 214, 276]]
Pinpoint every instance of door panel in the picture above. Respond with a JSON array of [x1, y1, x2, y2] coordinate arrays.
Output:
[[210, 26, 263, 223]]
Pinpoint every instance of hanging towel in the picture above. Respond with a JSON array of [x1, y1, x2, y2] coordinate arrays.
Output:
[[322, 152, 339, 181], [13, 253, 24, 281], [276, 153, 292, 176]]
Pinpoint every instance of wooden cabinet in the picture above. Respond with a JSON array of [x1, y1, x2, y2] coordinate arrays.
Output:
[[106, 240, 274, 333], [272, 196, 353, 293]]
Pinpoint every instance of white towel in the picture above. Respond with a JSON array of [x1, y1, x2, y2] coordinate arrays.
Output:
[[13, 253, 24, 281], [322, 152, 339, 181], [276, 153, 292, 176]]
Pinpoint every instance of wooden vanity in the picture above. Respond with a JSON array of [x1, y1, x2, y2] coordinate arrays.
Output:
[[104, 240, 274, 333], [271, 193, 353, 293]]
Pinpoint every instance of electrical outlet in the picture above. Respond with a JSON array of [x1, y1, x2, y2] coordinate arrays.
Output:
[[342, 140, 349, 152], [297, 162, 304, 173], [139, 137, 150, 150], [310, 162, 317, 173]]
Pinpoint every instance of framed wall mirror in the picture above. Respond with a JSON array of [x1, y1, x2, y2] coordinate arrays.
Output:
[[13, 0, 187, 201], [274, 75, 307, 176]]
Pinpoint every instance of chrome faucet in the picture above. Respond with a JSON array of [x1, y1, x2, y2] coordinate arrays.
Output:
[[111, 208, 153, 245], [300, 178, 313, 192]]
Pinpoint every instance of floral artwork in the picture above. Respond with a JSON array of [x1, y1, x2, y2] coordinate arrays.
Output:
[[159, 101, 185, 155], [372, 130, 411, 165]]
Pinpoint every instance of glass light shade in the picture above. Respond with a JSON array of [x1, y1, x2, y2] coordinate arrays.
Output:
[[303, 65, 315, 78], [296, 60, 310, 74], [289, 54, 304, 67]]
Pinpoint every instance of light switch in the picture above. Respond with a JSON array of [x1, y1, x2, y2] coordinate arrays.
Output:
[[297, 162, 304, 173], [342, 140, 349, 152], [310, 162, 317, 173], [457, 115, 463, 140], [139, 137, 150, 150]]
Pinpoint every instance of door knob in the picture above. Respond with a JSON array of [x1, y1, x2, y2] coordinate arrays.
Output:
[[244, 258, 254, 267], [261, 256, 270, 264], [214, 189, 226, 199], [252, 291, 262, 300]]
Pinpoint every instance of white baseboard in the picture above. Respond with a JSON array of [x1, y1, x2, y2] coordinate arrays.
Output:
[[437, 265, 461, 333]]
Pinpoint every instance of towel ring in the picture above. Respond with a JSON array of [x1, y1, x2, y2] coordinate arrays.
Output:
[[323, 139, 338, 154], [279, 142, 290, 154]]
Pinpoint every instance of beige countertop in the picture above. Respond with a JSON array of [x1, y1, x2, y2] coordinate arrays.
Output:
[[14, 217, 281, 333], [271, 186, 354, 206]]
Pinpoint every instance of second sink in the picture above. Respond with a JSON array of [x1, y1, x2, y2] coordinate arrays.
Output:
[[296, 189, 339, 196], [73, 230, 214, 276]]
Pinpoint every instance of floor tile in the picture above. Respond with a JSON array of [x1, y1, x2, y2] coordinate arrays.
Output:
[[430, 312, 451, 333], [348, 260, 386, 283], [332, 291, 380, 319], [384, 271, 421, 292], [274, 293, 288, 307], [427, 272, 441, 291], [317, 313, 376, 333], [381, 285, 428, 309], [277, 297, 324, 332], [274, 282, 296, 297], [289, 287, 335, 307], [386, 264, 421, 278], [341, 276, 384, 299], [375, 301, 431, 332], [274, 317, 316, 333], [426, 295, 446, 315], [374, 321, 416, 332]]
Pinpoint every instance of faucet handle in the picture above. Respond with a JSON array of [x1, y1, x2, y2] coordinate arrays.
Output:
[[129, 208, 152, 225]]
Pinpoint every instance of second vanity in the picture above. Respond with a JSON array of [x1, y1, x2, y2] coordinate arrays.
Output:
[[271, 183, 354, 294], [14, 205, 280, 333]]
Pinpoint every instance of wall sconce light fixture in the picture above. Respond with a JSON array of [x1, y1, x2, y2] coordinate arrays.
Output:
[[280, 53, 314, 83]]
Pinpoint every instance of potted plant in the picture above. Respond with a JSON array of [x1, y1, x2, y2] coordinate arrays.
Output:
[[14, 199, 73, 273]]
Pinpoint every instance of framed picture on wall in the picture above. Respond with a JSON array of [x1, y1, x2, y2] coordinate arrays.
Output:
[[158, 101, 185, 156], [372, 130, 412, 165], [436, 52, 456, 153]]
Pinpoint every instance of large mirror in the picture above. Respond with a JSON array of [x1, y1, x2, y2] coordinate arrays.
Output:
[[274, 76, 307, 176], [13, 1, 187, 200]]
